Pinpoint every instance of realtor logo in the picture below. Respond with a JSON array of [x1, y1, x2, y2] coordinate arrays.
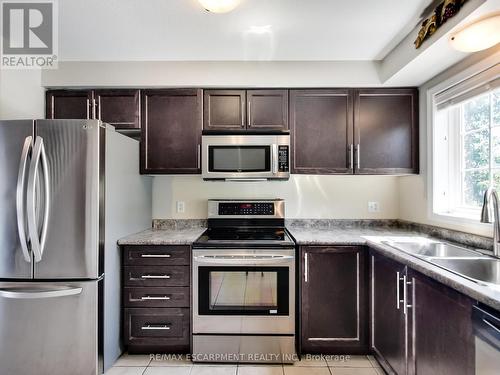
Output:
[[1, 0, 58, 69]]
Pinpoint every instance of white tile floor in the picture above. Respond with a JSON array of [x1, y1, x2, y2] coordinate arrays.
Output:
[[106, 354, 386, 375]]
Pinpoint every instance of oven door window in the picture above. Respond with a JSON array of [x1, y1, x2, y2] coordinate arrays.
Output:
[[198, 266, 289, 315], [208, 146, 271, 173]]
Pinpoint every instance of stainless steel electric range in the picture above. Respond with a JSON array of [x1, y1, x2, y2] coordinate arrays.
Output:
[[192, 199, 296, 363]]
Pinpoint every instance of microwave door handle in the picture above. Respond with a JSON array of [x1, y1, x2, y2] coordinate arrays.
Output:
[[272, 144, 278, 175]]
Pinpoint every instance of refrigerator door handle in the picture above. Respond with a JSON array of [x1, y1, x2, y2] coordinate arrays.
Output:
[[0, 286, 82, 299], [27, 136, 50, 263], [16, 136, 33, 262]]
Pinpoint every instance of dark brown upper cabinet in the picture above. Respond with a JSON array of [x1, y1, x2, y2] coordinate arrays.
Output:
[[141, 89, 202, 174], [203, 89, 288, 132], [301, 246, 367, 354], [354, 88, 419, 175], [94, 89, 140, 129], [247, 89, 288, 131], [46, 90, 93, 120], [203, 90, 246, 131], [46, 89, 141, 131], [290, 89, 353, 174]]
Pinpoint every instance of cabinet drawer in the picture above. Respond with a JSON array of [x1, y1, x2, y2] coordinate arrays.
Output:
[[124, 266, 190, 287], [123, 287, 190, 308], [124, 246, 190, 266], [124, 308, 189, 346]]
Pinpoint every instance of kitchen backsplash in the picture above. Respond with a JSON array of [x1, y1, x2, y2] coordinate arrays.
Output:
[[152, 175, 400, 219]]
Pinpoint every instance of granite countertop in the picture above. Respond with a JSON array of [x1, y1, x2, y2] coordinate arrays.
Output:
[[117, 219, 499, 310], [366, 237, 500, 311], [288, 225, 500, 311], [117, 227, 206, 245], [287, 226, 422, 245]]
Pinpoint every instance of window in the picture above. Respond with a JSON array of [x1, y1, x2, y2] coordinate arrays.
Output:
[[433, 67, 500, 220]]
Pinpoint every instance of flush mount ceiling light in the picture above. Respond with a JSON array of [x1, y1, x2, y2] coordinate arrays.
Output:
[[449, 13, 500, 52], [198, 0, 241, 13]]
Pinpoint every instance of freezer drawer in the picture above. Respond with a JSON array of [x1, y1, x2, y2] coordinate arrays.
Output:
[[0, 280, 101, 375]]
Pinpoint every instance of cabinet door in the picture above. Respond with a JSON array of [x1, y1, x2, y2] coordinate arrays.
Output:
[[354, 88, 418, 174], [203, 90, 246, 131], [371, 253, 407, 375], [247, 89, 288, 131], [141, 89, 202, 174], [290, 89, 354, 174], [46, 90, 93, 120], [95, 89, 140, 129], [410, 271, 474, 375], [301, 246, 367, 353]]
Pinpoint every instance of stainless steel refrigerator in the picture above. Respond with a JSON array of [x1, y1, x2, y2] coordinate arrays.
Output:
[[0, 119, 152, 375]]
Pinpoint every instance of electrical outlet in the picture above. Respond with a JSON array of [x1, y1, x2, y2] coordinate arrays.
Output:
[[368, 201, 380, 213], [176, 201, 185, 213]]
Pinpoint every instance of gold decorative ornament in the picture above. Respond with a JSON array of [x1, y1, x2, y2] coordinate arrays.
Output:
[[414, 0, 469, 49]]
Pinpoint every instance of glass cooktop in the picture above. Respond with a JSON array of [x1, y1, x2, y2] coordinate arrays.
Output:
[[193, 227, 295, 248]]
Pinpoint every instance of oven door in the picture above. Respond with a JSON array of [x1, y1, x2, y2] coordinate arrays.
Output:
[[192, 249, 295, 334], [201, 135, 289, 180]]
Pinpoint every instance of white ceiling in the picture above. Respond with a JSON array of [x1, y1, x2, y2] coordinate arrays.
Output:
[[58, 0, 432, 61]]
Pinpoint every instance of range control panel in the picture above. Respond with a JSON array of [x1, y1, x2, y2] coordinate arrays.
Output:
[[278, 146, 289, 172], [218, 202, 275, 216]]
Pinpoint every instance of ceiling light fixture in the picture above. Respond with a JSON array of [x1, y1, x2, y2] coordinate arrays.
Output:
[[449, 13, 500, 52], [198, 0, 241, 13]]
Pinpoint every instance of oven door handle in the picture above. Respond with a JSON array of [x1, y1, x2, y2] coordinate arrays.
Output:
[[193, 255, 294, 265]]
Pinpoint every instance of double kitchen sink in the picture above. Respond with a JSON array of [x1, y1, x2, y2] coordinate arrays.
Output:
[[381, 240, 500, 288]]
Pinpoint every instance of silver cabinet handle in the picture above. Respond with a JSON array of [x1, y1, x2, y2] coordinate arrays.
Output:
[[92, 98, 97, 119], [356, 143, 361, 170], [197, 144, 201, 169], [141, 254, 171, 258], [349, 144, 354, 170], [404, 276, 412, 315], [396, 271, 401, 310], [247, 99, 251, 127], [16, 136, 32, 262], [0, 286, 82, 299], [272, 144, 278, 175], [304, 253, 309, 283], [141, 275, 171, 279], [142, 324, 170, 330], [97, 96, 101, 120], [27, 136, 50, 263], [86, 98, 90, 119], [141, 296, 171, 300]]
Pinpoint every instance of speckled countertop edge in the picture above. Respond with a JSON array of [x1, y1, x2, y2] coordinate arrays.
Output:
[[117, 227, 206, 245], [365, 237, 500, 311]]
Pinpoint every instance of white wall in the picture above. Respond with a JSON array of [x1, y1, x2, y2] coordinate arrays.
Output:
[[42, 61, 383, 88], [0, 70, 44, 119], [398, 46, 500, 238], [152, 175, 400, 219]]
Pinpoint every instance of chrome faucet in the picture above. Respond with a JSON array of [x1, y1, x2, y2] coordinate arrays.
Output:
[[481, 187, 500, 257]]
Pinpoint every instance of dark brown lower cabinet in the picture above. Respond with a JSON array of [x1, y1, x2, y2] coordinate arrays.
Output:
[[122, 245, 191, 353], [371, 251, 475, 375], [371, 253, 408, 375], [301, 246, 368, 354], [409, 270, 474, 375]]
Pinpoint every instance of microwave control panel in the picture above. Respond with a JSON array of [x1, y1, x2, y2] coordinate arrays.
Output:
[[278, 146, 289, 172]]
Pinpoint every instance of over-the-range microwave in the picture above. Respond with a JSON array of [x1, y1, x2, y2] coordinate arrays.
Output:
[[201, 134, 290, 181]]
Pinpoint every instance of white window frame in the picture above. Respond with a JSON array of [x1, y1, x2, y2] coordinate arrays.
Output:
[[426, 55, 500, 230]]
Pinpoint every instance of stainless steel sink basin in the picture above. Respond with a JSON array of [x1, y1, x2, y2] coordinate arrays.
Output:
[[430, 258, 500, 287], [382, 241, 485, 259]]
